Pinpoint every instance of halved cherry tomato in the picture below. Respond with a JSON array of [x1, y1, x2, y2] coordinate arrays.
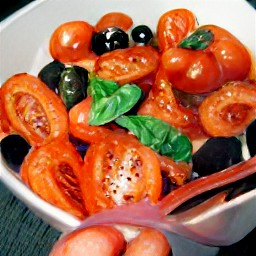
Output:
[[157, 8, 197, 51], [198, 81, 256, 137], [50, 225, 126, 256], [49, 21, 94, 63], [125, 228, 171, 256], [95, 45, 160, 85], [69, 96, 114, 144], [1, 73, 68, 147], [95, 12, 133, 32], [138, 67, 206, 140], [161, 25, 252, 94], [20, 139, 87, 219], [81, 132, 162, 215]]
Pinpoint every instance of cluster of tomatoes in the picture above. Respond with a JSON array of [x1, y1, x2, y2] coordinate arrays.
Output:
[[1, 9, 256, 256]]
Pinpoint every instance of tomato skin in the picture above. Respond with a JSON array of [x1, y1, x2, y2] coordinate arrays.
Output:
[[95, 12, 133, 32], [157, 9, 197, 52], [81, 132, 162, 215], [95, 45, 160, 85], [50, 225, 126, 256], [1, 73, 68, 147], [161, 48, 223, 94], [199, 81, 256, 137], [20, 139, 87, 219], [69, 96, 114, 144], [49, 21, 94, 63], [161, 24, 252, 94], [125, 228, 171, 256]]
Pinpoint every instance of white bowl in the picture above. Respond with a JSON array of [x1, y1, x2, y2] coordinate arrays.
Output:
[[1, 0, 256, 255]]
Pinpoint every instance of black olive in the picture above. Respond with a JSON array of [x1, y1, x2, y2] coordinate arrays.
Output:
[[192, 137, 243, 177], [38, 60, 65, 92], [1, 135, 31, 173], [58, 66, 88, 110], [246, 119, 256, 157], [131, 25, 153, 45], [91, 27, 129, 56], [69, 135, 89, 159]]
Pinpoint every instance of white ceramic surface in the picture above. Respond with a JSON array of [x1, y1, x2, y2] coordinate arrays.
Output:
[[0, 0, 256, 255]]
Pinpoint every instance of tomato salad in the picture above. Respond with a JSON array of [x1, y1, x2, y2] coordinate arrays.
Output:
[[1, 9, 256, 256]]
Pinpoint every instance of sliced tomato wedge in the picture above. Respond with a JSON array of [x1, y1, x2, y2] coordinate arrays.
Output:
[[20, 139, 87, 219], [69, 96, 114, 144], [81, 132, 162, 215], [1, 73, 68, 147], [157, 8, 197, 51], [199, 81, 256, 137], [95, 12, 133, 32], [95, 45, 160, 85]]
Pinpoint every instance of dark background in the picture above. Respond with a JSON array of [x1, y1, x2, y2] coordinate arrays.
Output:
[[1, 1, 256, 255]]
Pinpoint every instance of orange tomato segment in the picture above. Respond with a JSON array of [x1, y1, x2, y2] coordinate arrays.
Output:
[[20, 139, 87, 219], [157, 8, 197, 51], [95, 12, 133, 32], [198, 81, 256, 137], [81, 132, 162, 215], [95, 45, 159, 85], [1, 73, 68, 147]]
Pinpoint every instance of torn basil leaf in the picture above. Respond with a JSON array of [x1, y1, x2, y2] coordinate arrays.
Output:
[[115, 115, 192, 162], [179, 29, 214, 50], [88, 77, 141, 125]]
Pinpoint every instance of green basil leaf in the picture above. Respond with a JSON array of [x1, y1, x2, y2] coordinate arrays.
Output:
[[179, 29, 214, 50], [88, 78, 141, 126], [115, 115, 192, 162]]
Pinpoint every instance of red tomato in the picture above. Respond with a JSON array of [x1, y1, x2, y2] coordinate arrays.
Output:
[[198, 81, 256, 137], [161, 25, 252, 94], [49, 21, 94, 63], [81, 132, 162, 215], [50, 225, 126, 256], [1, 73, 68, 147], [138, 67, 206, 140], [95, 12, 133, 32], [20, 139, 87, 219], [69, 96, 114, 144], [157, 8, 197, 51], [125, 228, 171, 256], [161, 48, 223, 94], [95, 45, 160, 85]]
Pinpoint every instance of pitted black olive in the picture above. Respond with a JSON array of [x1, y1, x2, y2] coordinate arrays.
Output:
[[38, 60, 65, 92], [192, 137, 243, 177], [246, 119, 256, 156], [1, 135, 31, 173], [131, 25, 153, 45], [58, 66, 88, 110], [91, 27, 129, 56]]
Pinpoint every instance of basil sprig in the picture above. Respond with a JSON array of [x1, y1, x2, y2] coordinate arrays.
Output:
[[88, 77, 141, 125], [179, 29, 214, 50], [115, 115, 192, 162]]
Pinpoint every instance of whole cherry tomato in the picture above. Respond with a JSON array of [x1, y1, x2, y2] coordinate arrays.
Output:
[[95, 45, 159, 85], [81, 132, 162, 215], [50, 225, 126, 256], [49, 21, 94, 63], [1, 73, 68, 147], [161, 25, 252, 94], [95, 12, 133, 32], [157, 8, 197, 51], [20, 139, 87, 219]]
